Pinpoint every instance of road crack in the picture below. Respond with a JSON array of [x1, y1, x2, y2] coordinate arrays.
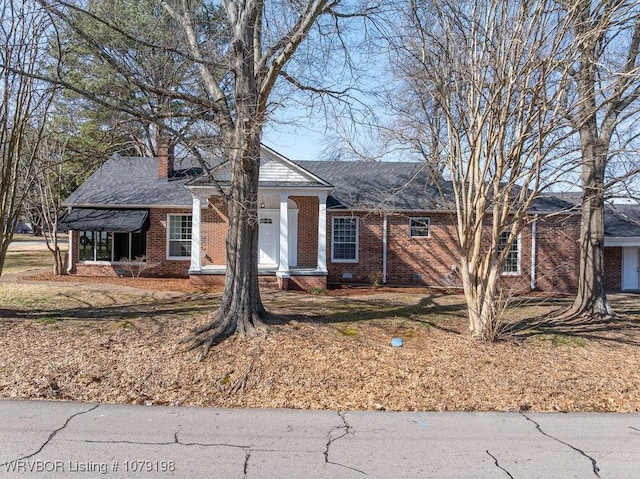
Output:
[[486, 450, 514, 479], [521, 413, 600, 478], [2, 403, 100, 467], [324, 411, 367, 475]]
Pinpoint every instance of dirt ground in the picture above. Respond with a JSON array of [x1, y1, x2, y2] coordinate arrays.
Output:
[[1, 260, 639, 412]]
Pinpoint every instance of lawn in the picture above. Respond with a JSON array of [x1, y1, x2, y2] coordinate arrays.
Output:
[[0, 240, 639, 412]]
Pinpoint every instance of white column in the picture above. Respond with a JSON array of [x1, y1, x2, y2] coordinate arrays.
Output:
[[316, 193, 328, 273], [189, 194, 202, 273], [278, 193, 289, 273], [67, 230, 74, 273]]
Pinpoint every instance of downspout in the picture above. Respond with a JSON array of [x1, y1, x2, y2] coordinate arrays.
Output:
[[67, 230, 73, 274], [531, 215, 538, 290], [383, 214, 388, 284]]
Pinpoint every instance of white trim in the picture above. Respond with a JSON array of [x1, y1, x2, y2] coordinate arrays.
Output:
[[278, 193, 290, 273], [531, 217, 537, 289], [383, 215, 388, 284], [316, 194, 328, 273], [331, 216, 359, 263], [167, 213, 193, 260], [189, 194, 202, 272], [605, 237, 640, 247], [499, 231, 521, 276], [409, 217, 431, 238], [67, 230, 73, 273]]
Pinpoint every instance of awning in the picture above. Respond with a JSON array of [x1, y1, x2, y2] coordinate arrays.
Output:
[[58, 208, 149, 233]]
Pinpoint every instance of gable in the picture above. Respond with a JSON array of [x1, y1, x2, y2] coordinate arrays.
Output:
[[259, 145, 331, 186]]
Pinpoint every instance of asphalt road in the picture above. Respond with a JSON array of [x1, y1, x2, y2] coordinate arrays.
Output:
[[0, 400, 638, 478]]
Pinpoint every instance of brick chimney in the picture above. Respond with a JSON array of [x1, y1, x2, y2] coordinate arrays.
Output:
[[157, 137, 174, 180]]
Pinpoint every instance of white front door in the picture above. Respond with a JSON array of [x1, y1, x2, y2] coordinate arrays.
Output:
[[622, 247, 640, 291], [258, 213, 278, 266]]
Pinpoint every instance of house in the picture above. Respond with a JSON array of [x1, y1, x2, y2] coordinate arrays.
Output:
[[59, 142, 640, 293]]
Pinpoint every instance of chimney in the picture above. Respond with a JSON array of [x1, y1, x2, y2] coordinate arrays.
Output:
[[157, 137, 174, 180]]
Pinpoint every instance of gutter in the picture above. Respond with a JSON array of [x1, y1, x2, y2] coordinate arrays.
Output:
[[383, 214, 388, 284], [531, 215, 538, 290]]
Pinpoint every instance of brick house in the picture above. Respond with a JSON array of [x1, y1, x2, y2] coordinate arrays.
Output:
[[59, 144, 640, 293]]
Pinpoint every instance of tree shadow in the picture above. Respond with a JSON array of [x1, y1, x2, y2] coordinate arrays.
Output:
[[0, 292, 220, 325], [264, 293, 468, 335], [500, 301, 640, 347]]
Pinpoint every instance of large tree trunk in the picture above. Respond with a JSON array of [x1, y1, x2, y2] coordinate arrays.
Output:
[[570, 136, 613, 317], [184, 3, 268, 357], [185, 129, 267, 357]]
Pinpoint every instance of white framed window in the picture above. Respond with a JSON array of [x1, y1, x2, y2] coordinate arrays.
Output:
[[167, 214, 192, 259], [409, 217, 430, 237], [498, 231, 520, 275], [332, 217, 358, 263]]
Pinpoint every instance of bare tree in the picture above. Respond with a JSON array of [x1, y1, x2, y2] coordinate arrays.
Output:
[[30, 0, 375, 355], [561, 0, 640, 317], [389, 0, 572, 339], [0, 0, 54, 275]]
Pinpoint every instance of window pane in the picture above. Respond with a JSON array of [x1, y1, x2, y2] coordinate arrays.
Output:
[[113, 232, 129, 261], [78, 231, 93, 261], [131, 232, 146, 260], [168, 215, 192, 257], [410, 218, 430, 237], [499, 231, 519, 273], [169, 241, 191, 257], [95, 232, 112, 261], [332, 218, 357, 261]]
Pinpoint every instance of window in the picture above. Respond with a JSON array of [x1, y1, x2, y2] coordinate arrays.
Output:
[[168, 214, 192, 259], [332, 217, 358, 262], [78, 231, 146, 262], [409, 217, 430, 237], [499, 231, 520, 274]]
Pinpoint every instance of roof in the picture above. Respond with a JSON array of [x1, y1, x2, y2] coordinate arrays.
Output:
[[63, 149, 640, 238], [605, 204, 640, 237], [296, 160, 452, 211], [63, 155, 203, 207]]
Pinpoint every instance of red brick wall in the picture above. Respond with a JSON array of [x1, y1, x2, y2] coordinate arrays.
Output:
[[201, 197, 228, 266], [69, 208, 192, 278], [533, 214, 580, 293], [67, 202, 584, 294], [604, 247, 622, 292], [325, 211, 580, 294], [291, 196, 318, 268]]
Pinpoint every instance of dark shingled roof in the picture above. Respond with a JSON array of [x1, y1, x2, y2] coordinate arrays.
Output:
[[295, 160, 452, 211], [606, 204, 640, 237], [64, 154, 640, 239], [63, 155, 204, 207]]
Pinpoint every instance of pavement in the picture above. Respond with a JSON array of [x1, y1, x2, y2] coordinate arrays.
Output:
[[0, 400, 639, 478]]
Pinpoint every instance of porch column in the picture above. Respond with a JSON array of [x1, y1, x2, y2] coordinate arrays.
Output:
[[189, 193, 202, 273], [278, 193, 289, 273], [316, 193, 328, 273]]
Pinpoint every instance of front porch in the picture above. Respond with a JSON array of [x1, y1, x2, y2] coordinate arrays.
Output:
[[189, 266, 328, 291]]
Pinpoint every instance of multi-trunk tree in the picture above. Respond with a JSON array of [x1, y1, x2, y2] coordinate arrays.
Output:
[[389, 0, 573, 339]]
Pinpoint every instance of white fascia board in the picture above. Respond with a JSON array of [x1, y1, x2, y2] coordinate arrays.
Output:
[[604, 237, 640, 247]]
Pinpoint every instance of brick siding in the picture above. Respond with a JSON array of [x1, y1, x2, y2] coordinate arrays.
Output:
[[604, 247, 622, 292], [67, 200, 597, 294]]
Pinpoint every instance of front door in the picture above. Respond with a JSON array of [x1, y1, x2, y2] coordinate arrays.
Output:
[[622, 247, 640, 291], [258, 213, 278, 266]]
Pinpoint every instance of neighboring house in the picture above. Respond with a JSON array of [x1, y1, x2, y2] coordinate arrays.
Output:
[[59, 143, 640, 293]]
